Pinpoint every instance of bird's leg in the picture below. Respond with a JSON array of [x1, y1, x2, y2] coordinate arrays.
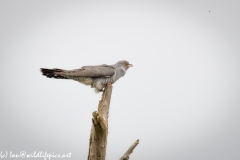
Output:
[[99, 83, 112, 92]]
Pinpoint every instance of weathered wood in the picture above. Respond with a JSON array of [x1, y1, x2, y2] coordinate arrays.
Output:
[[88, 83, 113, 160], [119, 139, 139, 160]]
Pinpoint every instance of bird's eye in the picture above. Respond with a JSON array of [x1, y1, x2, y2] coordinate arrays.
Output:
[[124, 62, 129, 66]]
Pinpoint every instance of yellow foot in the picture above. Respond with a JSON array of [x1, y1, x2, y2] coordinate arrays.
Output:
[[106, 82, 112, 86]]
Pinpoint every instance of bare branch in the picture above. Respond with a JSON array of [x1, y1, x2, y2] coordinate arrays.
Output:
[[87, 83, 139, 160], [120, 139, 139, 160], [88, 84, 113, 160]]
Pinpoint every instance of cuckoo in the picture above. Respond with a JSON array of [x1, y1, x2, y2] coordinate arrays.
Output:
[[40, 60, 133, 92]]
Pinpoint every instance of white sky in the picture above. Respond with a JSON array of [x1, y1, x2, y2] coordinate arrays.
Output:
[[0, 0, 240, 160]]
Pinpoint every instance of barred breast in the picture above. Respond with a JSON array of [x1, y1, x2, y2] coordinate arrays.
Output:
[[92, 69, 117, 91], [92, 77, 112, 91]]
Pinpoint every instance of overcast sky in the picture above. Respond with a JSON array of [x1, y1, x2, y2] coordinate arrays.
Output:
[[0, 0, 240, 160]]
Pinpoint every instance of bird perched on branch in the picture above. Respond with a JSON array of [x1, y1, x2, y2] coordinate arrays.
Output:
[[40, 60, 133, 92]]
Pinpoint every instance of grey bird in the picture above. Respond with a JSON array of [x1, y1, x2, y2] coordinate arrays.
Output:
[[40, 60, 133, 92]]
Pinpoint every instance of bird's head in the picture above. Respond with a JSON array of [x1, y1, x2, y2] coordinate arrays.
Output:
[[116, 60, 133, 70]]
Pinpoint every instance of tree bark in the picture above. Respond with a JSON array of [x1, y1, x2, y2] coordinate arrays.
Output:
[[88, 83, 112, 160]]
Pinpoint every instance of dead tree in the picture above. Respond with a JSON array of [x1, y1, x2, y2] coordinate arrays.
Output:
[[87, 83, 139, 160]]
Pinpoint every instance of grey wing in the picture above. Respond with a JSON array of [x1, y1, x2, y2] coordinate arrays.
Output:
[[55, 65, 115, 77]]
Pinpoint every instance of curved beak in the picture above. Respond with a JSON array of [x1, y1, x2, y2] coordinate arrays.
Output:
[[128, 64, 133, 67]]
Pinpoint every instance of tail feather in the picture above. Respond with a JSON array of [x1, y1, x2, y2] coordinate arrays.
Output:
[[40, 68, 68, 79]]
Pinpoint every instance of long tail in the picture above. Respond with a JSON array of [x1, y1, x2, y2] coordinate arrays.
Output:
[[40, 68, 68, 79]]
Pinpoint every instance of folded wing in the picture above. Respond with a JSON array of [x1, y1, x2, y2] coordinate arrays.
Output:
[[55, 65, 115, 78]]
